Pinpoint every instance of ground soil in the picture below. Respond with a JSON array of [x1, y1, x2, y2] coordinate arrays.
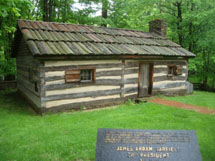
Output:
[[150, 98, 215, 114]]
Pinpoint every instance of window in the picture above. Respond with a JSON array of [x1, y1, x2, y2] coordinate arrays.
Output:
[[80, 70, 92, 82], [167, 65, 183, 76], [168, 65, 176, 76], [65, 68, 96, 83]]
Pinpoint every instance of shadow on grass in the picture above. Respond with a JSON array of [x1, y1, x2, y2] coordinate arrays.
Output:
[[0, 89, 36, 116]]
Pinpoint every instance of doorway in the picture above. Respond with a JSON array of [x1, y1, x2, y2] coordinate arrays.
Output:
[[138, 63, 154, 97]]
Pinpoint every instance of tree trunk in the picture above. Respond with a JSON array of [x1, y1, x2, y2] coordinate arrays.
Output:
[[48, 0, 53, 22], [188, 3, 194, 52], [101, 0, 108, 27], [175, 1, 183, 46], [43, 0, 48, 21]]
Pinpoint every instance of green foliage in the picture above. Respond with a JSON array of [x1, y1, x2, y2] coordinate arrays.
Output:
[[0, 90, 215, 161], [0, 0, 32, 78]]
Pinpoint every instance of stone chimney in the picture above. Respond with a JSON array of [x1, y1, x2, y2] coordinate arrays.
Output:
[[149, 19, 167, 38]]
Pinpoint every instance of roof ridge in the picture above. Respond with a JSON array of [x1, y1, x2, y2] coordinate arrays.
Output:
[[17, 19, 162, 36], [17, 19, 168, 41]]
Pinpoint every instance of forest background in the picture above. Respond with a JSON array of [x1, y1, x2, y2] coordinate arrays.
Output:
[[0, 0, 215, 89]]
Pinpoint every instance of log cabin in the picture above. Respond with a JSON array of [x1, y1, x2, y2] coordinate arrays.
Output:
[[12, 19, 195, 113]]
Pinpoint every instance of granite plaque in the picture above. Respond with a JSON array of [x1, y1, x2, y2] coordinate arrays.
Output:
[[95, 129, 202, 161]]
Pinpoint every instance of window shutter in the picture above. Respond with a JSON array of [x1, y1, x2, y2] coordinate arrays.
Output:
[[176, 65, 183, 75], [65, 69, 80, 83]]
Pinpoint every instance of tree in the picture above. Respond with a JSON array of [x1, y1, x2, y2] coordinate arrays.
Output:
[[0, 0, 32, 79]]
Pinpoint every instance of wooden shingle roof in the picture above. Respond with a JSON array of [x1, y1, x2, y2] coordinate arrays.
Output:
[[13, 19, 195, 57]]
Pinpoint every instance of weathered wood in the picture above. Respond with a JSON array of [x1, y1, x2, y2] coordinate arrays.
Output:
[[148, 63, 154, 95], [154, 61, 186, 66], [45, 60, 122, 67], [125, 62, 139, 68], [46, 94, 121, 108], [124, 68, 139, 74], [43, 88, 121, 101], [65, 69, 80, 83], [17, 84, 41, 107], [153, 81, 186, 90], [43, 95, 137, 112], [153, 75, 186, 82], [18, 89, 42, 114], [16, 37, 31, 56], [120, 60, 125, 98], [153, 67, 167, 73], [125, 87, 138, 94], [152, 88, 186, 96], [45, 76, 64, 82], [153, 67, 186, 74], [45, 79, 122, 90], [17, 78, 40, 97], [36, 55, 182, 61], [125, 78, 138, 84], [44, 63, 123, 72], [96, 70, 121, 77]]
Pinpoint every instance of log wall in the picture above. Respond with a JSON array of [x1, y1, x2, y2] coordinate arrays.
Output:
[[41, 59, 188, 111], [43, 60, 133, 110], [152, 60, 188, 95], [16, 37, 44, 110]]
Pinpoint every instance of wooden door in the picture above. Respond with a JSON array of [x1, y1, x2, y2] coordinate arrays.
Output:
[[138, 63, 153, 97]]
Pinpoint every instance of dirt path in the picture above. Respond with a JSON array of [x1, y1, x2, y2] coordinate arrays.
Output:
[[150, 98, 215, 114]]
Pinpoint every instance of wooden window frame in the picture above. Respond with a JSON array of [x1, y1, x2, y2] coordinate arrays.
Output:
[[65, 67, 96, 83], [167, 65, 176, 77], [167, 64, 183, 77]]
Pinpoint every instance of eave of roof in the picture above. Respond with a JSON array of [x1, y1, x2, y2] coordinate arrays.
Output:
[[12, 19, 195, 58]]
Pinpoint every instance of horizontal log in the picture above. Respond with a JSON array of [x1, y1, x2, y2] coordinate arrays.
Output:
[[17, 64, 41, 73], [96, 79, 122, 85], [43, 88, 121, 101], [17, 84, 41, 107], [45, 70, 138, 84], [43, 97, 123, 112], [154, 67, 187, 74], [153, 75, 186, 82], [96, 70, 121, 77], [18, 89, 43, 114], [44, 63, 123, 72], [152, 88, 186, 96], [45, 76, 64, 82], [154, 61, 186, 66], [125, 87, 138, 94], [17, 70, 29, 78], [44, 79, 122, 91], [153, 81, 186, 90], [125, 78, 138, 84], [125, 68, 138, 74], [153, 67, 167, 73], [125, 62, 139, 68], [17, 75, 40, 96], [43, 95, 137, 112], [45, 94, 120, 108], [46, 85, 120, 96]]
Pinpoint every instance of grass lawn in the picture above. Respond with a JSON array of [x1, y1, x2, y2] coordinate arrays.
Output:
[[162, 91, 215, 109], [0, 90, 215, 161]]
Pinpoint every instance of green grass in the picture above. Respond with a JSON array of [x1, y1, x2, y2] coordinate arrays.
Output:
[[0, 90, 215, 161], [162, 91, 215, 109]]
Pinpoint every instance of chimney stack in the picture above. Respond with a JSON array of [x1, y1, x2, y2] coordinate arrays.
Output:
[[149, 19, 167, 38]]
